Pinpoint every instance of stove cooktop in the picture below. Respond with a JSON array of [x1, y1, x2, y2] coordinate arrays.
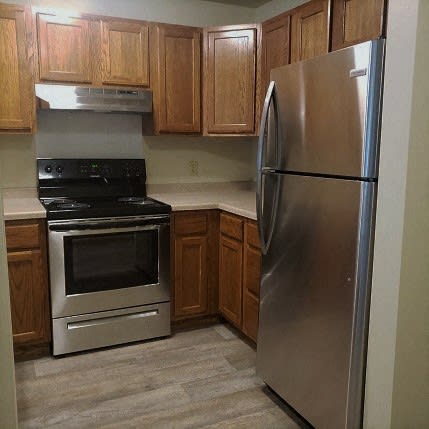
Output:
[[41, 196, 171, 220], [37, 159, 171, 220]]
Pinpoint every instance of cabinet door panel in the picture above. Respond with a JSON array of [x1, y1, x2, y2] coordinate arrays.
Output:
[[262, 14, 290, 95], [332, 0, 385, 50], [8, 250, 49, 344], [155, 25, 201, 133], [242, 290, 259, 342], [205, 28, 256, 134], [0, 5, 33, 131], [37, 14, 91, 83], [244, 244, 261, 298], [291, 0, 330, 63], [174, 235, 208, 317], [102, 20, 149, 86], [219, 235, 243, 328]]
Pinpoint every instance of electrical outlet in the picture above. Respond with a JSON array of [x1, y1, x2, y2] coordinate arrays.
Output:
[[189, 160, 199, 176]]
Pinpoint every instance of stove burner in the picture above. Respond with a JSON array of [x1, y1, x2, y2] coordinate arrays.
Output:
[[57, 202, 91, 209]]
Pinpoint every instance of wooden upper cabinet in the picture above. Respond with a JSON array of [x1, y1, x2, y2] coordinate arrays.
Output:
[[261, 13, 290, 95], [290, 0, 330, 63], [37, 13, 91, 83], [0, 4, 33, 132], [152, 24, 201, 133], [204, 25, 258, 135], [331, 0, 386, 51], [101, 19, 149, 86]]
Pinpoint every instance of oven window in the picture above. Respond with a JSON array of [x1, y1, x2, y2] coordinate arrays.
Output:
[[64, 230, 158, 295]]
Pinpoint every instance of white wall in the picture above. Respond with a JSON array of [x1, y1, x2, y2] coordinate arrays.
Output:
[[0, 188, 18, 429], [1, 0, 255, 25], [34, 111, 257, 184], [364, 1, 429, 428], [390, 0, 429, 426], [143, 136, 257, 184]]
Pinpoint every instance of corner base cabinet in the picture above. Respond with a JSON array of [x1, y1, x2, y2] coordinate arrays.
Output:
[[5, 219, 51, 351], [171, 211, 219, 320], [219, 213, 261, 341]]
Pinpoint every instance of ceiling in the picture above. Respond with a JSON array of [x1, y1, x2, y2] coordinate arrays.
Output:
[[204, 0, 272, 8]]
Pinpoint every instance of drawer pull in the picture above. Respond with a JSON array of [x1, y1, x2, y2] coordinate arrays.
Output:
[[67, 310, 159, 330]]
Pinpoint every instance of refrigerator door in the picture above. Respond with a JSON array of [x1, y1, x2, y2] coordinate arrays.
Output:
[[256, 174, 376, 429], [271, 39, 384, 179]]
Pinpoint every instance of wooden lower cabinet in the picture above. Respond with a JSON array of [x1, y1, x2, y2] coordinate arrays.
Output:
[[171, 211, 219, 320], [219, 234, 243, 328], [242, 222, 261, 342], [172, 210, 261, 342], [219, 213, 261, 341], [5, 219, 51, 351]]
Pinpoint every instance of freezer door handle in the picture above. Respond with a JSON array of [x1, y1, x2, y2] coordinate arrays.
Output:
[[257, 81, 280, 255]]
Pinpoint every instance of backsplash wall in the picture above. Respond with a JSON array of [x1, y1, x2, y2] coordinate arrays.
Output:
[[35, 111, 144, 159]]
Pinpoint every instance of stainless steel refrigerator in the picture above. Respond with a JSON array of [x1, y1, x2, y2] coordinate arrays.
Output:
[[256, 40, 385, 429]]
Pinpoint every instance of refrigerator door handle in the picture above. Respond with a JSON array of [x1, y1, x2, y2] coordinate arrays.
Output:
[[256, 81, 280, 255]]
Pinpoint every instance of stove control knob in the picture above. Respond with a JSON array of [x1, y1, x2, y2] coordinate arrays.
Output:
[[44, 165, 53, 173], [56, 165, 64, 174]]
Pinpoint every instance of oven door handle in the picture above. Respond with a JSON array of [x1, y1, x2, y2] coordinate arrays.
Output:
[[49, 217, 169, 233]]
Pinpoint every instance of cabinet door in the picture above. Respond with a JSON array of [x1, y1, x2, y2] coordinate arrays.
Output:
[[153, 25, 201, 133], [7, 250, 50, 344], [331, 0, 386, 51], [0, 5, 33, 131], [37, 13, 91, 83], [101, 20, 149, 86], [219, 234, 243, 328], [242, 240, 261, 342], [205, 26, 257, 135], [174, 235, 208, 317], [290, 0, 330, 63], [262, 13, 290, 96]]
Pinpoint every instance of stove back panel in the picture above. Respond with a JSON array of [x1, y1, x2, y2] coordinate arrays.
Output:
[[38, 159, 147, 199]]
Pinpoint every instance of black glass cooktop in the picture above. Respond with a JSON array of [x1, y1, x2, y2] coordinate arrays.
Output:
[[37, 159, 171, 220], [40, 196, 171, 220]]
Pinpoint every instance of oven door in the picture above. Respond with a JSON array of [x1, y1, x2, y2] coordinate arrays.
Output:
[[48, 216, 170, 318]]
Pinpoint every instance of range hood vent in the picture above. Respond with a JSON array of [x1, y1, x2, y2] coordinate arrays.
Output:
[[35, 84, 152, 113]]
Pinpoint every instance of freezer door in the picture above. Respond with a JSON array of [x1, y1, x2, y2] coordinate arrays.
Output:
[[256, 174, 376, 429], [271, 40, 384, 179]]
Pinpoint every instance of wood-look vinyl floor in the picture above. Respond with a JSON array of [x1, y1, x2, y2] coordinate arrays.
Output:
[[15, 324, 303, 429]]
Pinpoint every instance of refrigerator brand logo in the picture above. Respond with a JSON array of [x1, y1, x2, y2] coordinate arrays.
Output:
[[349, 68, 367, 78]]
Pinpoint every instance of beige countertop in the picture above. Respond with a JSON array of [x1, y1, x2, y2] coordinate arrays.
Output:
[[2, 188, 46, 221], [148, 182, 257, 220], [2, 182, 256, 221]]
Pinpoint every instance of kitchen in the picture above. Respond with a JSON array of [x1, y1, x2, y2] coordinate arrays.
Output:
[[0, 1, 425, 427]]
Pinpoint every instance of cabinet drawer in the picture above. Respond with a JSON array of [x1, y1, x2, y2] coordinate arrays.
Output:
[[246, 220, 260, 249], [175, 212, 208, 235], [220, 213, 243, 241], [5, 221, 41, 250]]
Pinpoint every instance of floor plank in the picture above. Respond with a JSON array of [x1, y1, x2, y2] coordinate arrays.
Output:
[[15, 324, 302, 428]]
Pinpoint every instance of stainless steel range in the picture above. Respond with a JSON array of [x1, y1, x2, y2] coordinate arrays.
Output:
[[38, 158, 171, 356]]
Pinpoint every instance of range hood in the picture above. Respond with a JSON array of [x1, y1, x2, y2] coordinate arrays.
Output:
[[35, 84, 152, 113]]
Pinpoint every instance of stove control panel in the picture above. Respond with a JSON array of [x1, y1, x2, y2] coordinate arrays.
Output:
[[38, 159, 147, 181]]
